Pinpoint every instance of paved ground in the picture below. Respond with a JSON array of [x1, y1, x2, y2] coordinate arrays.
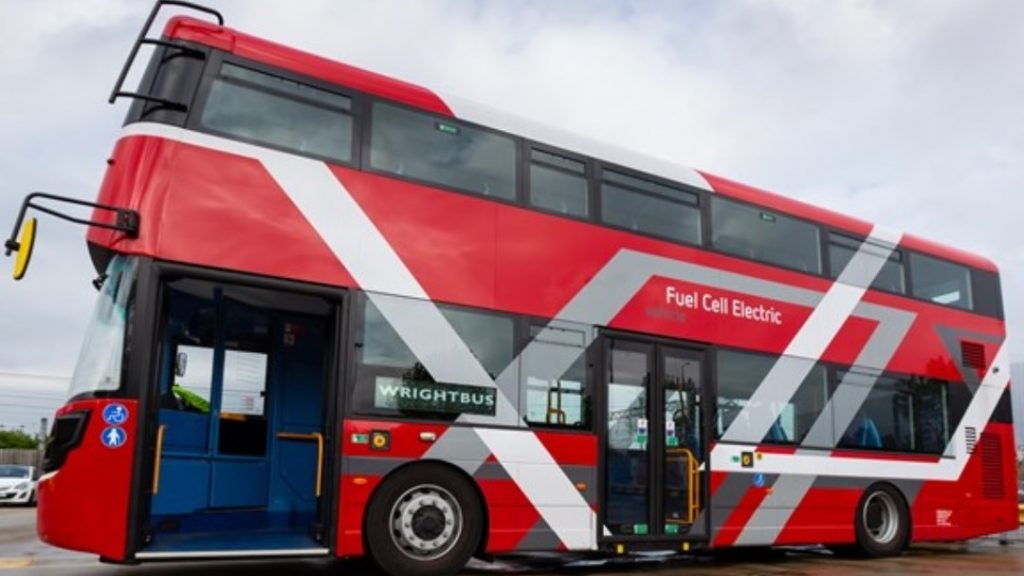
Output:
[[1, 507, 1023, 575]]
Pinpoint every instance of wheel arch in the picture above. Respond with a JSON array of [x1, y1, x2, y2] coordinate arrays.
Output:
[[362, 459, 491, 558], [859, 480, 913, 551]]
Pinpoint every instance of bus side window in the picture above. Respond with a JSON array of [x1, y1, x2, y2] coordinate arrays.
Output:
[[352, 294, 514, 421], [715, 350, 826, 445], [910, 252, 973, 310], [198, 63, 355, 165], [528, 149, 589, 219], [711, 196, 821, 275], [369, 102, 517, 201], [522, 323, 591, 430], [837, 376, 919, 453]]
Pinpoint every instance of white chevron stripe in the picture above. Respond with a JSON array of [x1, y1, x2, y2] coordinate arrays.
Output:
[[120, 122, 595, 550], [118, 122, 1009, 553], [712, 344, 1011, 481], [720, 225, 903, 444]]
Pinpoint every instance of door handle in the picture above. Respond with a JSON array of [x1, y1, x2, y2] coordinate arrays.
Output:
[[152, 425, 166, 495], [277, 431, 324, 497]]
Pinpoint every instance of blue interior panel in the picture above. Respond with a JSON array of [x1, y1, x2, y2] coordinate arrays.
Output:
[[160, 410, 209, 452], [210, 459, 269, 508], [147, 283, 330, 553], [152, 457, 210, 516], [269, 314, 325, 513]]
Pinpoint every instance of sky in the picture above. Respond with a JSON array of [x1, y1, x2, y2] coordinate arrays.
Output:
[[0, 0, 1021, 444]]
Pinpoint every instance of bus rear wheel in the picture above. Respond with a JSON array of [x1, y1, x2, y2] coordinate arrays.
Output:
[[854, 483, 908, 558], [365, 464, 482, 576]]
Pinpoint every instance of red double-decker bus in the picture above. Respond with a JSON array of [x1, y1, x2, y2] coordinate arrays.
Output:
[[6, 3, 1017, 575]]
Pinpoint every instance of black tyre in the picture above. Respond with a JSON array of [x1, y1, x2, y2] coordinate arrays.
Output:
[[854, 483, 909, 557], [365, 464, 482, 576]]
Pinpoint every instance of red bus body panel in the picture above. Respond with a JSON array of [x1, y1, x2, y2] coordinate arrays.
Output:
[[50, 12, 1014, 563], [36, 400, 137, 561]]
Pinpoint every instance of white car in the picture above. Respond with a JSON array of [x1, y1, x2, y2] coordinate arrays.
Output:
[[0, 465, 37, 506]]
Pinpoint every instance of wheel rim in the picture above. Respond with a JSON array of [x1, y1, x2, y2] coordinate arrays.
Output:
[[389, 483, 463, 561], [863, 490, 899, 545]]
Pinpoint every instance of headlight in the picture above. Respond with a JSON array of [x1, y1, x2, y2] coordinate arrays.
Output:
[[14, 482, 30, 491]]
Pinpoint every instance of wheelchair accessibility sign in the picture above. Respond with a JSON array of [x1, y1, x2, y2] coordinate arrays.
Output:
[[102, 403, 129, 426], [101, 427, 127, 449]]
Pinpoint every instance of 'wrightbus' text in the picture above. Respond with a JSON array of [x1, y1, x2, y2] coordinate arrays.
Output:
[[665, 285, 783, 326]]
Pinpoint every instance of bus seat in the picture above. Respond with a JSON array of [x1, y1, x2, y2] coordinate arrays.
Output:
[[766, 419, 788, 443], [855, 415, 882, 449]]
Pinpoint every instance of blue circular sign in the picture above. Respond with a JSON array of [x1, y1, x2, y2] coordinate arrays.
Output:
[[101, 427, 127, 449], [102, 403, 129, 426]]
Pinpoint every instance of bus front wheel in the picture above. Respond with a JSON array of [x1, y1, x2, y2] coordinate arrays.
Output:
[[854, 483, 909, 557], [365, 463, 482, 576]]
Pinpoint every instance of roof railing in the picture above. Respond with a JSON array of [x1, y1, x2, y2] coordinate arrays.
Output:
[[108, 0, 224, 111]]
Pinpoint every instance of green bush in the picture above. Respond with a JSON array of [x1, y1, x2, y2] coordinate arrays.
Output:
[[0, 429, 37, 449]]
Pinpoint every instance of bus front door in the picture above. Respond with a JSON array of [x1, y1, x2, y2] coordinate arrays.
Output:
[[142, 279, 337, 557], [602, 336, 708, 544]]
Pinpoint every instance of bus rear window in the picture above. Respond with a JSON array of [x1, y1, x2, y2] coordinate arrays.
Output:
[[910, 253, 973, 310], [199, 63, 354, 163], [369, 103, 517, 201]]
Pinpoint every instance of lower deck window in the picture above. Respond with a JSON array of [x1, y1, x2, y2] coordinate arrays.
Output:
[[353, 294, 513, 419], [522, 324, 591, 429], [837, 375, 950, 454], [714, 350, 828, 445]]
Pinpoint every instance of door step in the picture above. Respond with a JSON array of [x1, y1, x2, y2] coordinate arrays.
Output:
[[136, 548, 329, 560]]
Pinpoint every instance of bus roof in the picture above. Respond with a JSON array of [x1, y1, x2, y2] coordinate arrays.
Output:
[[162, 16, 998, 274]]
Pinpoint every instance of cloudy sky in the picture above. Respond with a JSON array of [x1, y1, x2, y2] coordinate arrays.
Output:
[[0, 0, 1020, 443]]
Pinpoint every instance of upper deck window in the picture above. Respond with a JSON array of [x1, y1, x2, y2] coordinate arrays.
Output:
[[529, 149, 589, 218], [910, 253, 973, 310], [711, 197, 821, 274], [599, 169, 702, 245], [828, 233, 906, 293], [199, 63, 354, 163], [369, 103, 517, 201]]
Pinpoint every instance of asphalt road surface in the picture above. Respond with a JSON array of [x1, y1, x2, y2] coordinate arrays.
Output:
[[2, 507, 1023, 575]]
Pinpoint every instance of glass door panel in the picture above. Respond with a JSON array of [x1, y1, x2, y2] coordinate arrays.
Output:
[[661, 349, 702, 533], [605, 339, 652, 536]]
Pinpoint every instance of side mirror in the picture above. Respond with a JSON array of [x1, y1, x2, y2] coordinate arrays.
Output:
[[9, 217, 37, 281], [175, 352, 188, 377]]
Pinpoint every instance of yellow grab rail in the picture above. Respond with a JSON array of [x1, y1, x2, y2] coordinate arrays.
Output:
[[665, 447, 701, 524], [152, 425, 166, 495], [277, 431, 325, 497]]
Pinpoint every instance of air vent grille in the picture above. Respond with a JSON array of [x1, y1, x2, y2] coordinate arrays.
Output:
[[961, 341, 987, 370], [965, 427, 977, 454], [979, 432, 1005, 500]]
